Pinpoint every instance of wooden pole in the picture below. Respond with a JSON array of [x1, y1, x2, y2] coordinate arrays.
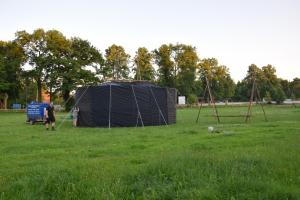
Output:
[[255, 84, 268, 122], [245, 78, 256, 123], [206, 77, 220, 123], [196, 85, 207, 123]]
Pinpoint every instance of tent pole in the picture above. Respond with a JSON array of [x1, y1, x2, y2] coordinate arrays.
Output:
[[150, 87, 168, 126], [109, 84, 112, 128], [131, 85, 144, 127]]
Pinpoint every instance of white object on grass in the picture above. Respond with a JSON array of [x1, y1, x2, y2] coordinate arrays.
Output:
[[208, 126, 214, 133]]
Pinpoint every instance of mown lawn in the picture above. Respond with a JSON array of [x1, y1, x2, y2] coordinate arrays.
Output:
[[0, 105, 300, 199]]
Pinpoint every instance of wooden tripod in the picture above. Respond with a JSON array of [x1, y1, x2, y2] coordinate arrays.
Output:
[[196, 76, 267, 124], [245, 78, 267, 122], [196, 77, 220, 123]]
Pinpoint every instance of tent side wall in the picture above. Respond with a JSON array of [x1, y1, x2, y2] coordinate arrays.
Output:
[[166, 88, 176, 124], [132, 85, 155, 126], [76, 87, 93, 127], [147, 86, 168, 126], [76, 86, 110, 127], [110, 85, 138, 127], [91, 86, 110, 127]]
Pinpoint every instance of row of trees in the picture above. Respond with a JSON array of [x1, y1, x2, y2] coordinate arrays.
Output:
[[234, 64, 300, 103], [1, 28, 300, 109]]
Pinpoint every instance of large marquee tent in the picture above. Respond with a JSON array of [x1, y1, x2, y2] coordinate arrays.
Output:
[[75, 81, 176, 127]]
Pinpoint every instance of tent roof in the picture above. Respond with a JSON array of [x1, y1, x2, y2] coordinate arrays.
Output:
[[76, 81, 178, 92], [101, 80, 155, 86]]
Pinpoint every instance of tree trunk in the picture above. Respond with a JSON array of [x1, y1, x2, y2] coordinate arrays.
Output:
[[112, 64, 115, 80], [37, 79, 42, 102], [49, 85, 52, 102], [63, 89, 70, 103], [63, 89, 72, 111], [4, 93, 8, 109]]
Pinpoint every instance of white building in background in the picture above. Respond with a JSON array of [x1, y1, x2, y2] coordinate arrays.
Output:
[[178, 96, 186, 105]]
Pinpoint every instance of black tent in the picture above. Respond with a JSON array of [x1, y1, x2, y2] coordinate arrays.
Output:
[[75, 81, 176, 127]]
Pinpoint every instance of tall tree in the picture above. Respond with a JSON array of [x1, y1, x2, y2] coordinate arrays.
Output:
[[15, 29, 48, 102], [291, 78, 300, 98], [233, 81, 249, 101], [153, 44, 175, 87], [234, 64, 267, 102], [244, 64, 264, 83], [44, 30, 71, 101], [199, 58, 235, 100], [19, 70, 37, 104], [262, 65, 278, 85], [279, 78, 291, 98], [261, 65, 285, 103], [198, 58, 219, 81], [133, 47, 154, 81], [221, 66, 236, 101], [61, 37, 104, 109], [175, 44, 199, 96], [241, 64, 264, 99], [235, 64, 285, 103], [104, 44, 130, 80], [0, 40, 25, 108], [17, 29, 104, 105]]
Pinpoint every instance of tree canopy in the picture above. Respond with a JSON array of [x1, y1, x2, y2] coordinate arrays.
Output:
[[133, 47, 154, 81], [0, 40, 25, 99], [0, 28, 298, 108], [104, 44, 130, 80]]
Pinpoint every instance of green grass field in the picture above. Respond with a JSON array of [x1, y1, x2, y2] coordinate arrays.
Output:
[[0, 105, 300, 199]]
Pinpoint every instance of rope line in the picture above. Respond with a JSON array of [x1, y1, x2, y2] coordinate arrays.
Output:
[[131, 85, 144, 127], [149, 86, 168, 126], [56, 85, 90, 130]]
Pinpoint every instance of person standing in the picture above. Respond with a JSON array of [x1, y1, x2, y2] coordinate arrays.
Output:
[[45, 102, 56, 131], [72, 106, 79, 127]]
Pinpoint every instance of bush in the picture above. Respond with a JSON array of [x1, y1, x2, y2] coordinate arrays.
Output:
[[187, 94, 198, 105], [272, 87, 286, 104]]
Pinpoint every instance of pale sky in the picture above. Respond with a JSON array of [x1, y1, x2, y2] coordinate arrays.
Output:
[[1, 0, 300, 81]]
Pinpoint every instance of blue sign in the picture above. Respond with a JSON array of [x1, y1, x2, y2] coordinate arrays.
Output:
[[27, 102, 49, 122], [12, 104, 22, 109]]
